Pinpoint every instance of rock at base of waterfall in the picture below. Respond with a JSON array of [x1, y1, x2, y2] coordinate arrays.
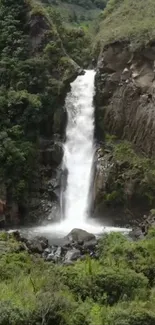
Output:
[[65, 248, 81, 261], [83, 239, 98, 250], [8, 230, 21, 241], [46, 252, 55, 262], [65, 228, 96, 244], [25, 236, 49, 254]]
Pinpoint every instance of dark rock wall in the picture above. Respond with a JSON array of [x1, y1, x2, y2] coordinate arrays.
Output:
[[95, 41, 155, 157], [93, 41, 155, 225]]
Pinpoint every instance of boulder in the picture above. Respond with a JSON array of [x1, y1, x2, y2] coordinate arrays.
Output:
[[8, 230, 21, 241], [66, 228, 95, 243], [26, 236, 48, 254], [45, 246, 62, 262], [129, 227, 144, 241], [83, 239, 98, 250], [27, 240, 43, 254], [65, 248, 81, 262], [46, 252, 55, 262], [54, 246, 62, 260], [34, 236, 48, 249]]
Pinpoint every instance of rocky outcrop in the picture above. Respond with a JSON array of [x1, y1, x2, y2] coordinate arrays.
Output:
[[0, 229, 98, 264], [95, 41, 155, 157]]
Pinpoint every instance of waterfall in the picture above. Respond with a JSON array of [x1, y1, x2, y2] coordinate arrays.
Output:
[[32, 70, 131, 237], [62, 70, 96, 224]]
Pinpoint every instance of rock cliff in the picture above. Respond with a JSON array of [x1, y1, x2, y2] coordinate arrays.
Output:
[[95, 41, 155, 156], [93, 0, 155, 224]]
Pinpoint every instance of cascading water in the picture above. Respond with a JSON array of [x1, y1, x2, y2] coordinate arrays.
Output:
[[30, 70, 130, 238], [62, 70, 96, 224]]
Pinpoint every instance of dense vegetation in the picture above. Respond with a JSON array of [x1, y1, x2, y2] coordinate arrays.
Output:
[[0, 0, 103, 223], [102, 138, 155, 209], [1, 229, 155, 324], [96, 0, 155, 49], [0, 0, 81, 222]]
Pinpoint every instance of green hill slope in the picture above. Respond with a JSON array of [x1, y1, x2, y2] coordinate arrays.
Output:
[[42, 0, 107, 25], [96, 0, 155, 49]]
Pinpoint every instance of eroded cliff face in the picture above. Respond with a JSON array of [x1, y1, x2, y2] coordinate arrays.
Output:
[[95, 41, 155, 156], [93, 41, 155, 225]]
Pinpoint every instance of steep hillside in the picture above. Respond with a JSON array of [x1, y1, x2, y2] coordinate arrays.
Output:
[[0, 0, 80, 225], [94, 0, 155, 223], [96, 0, 155, 48]]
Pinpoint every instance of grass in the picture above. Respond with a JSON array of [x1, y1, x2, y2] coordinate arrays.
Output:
[[96, 0, 155, 50], [1, 231, 155, 324]]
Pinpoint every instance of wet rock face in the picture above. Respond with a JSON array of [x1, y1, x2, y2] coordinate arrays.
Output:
[[95, 41, 155, 157]]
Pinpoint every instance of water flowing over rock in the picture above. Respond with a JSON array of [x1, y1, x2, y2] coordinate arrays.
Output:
[[62, 70, 96, 226], [44, 70, 105, 235]]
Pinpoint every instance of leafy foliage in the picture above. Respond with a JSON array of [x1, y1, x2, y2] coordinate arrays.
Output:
[[1, 230, 155, 324], [96, 0, 155, 49], [102, 138, 155, 209], [0, 0, 78, 221]]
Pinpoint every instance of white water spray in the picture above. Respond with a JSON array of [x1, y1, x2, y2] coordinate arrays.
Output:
[[63, 70, 96, 223]]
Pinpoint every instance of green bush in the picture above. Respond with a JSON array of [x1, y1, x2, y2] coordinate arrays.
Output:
[[1, 232, 155, 324], [96, 0, 155, 50], [105, 302, 155, 325], [58, 257, 148, 304]]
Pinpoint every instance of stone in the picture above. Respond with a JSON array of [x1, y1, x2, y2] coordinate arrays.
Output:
[[65, 248, 81, 261], [44, 247, 51, 254], [66, 228, 95, 243], [8, 230, 21, 241], [83, 239, 98, 250], [27, 239, 43, 254], [46, 253, 55, 262], [129, 228, 144, 241], [54, 247, 62, 260], [46, 246, 62, 262], [34, 236, 48, 249]]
